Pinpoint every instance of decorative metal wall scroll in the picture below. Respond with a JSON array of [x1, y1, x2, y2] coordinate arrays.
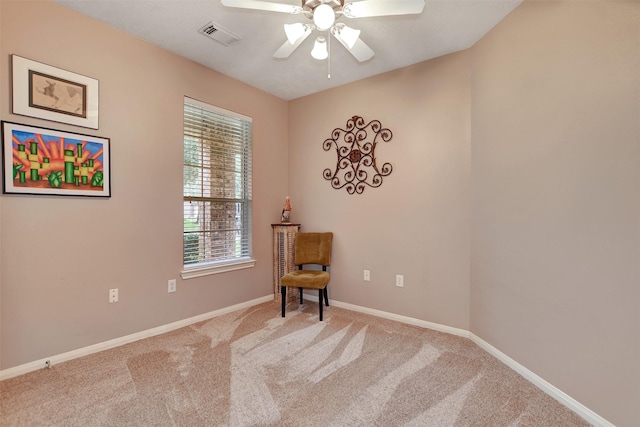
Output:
[[322, 115, 393, 194]]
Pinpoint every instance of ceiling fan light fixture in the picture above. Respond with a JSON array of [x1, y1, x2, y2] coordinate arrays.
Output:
[[284, 23, 307, 44], [311, 36, 328, 60], [313, 4, 335, 31], [336, 24, 360, 49]]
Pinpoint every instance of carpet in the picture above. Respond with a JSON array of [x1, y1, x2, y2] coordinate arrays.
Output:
[[0, 301, 590, 426]]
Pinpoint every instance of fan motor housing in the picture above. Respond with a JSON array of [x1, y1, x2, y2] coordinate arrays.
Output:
[[302, 0, 344, 20]]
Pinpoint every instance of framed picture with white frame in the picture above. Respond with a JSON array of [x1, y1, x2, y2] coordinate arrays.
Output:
[[11, 55, 99, 129]]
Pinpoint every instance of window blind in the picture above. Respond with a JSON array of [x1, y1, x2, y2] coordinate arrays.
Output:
[[183, 97, 252, 267]]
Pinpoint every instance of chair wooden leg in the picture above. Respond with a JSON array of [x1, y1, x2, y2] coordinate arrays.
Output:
[[324, 287, 329, 306], [318, 288, 323, 321], [281, 286, 286, 317], [299, 287, 303, 304]]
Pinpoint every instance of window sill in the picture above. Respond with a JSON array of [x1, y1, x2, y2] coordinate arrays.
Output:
[[181, 258, 256, 279]]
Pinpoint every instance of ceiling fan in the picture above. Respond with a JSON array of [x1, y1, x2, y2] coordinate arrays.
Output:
[[220, 0, 425, 62]]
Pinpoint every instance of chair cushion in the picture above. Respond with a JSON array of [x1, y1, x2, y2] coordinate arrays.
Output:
[[281, 270, 330, 290]]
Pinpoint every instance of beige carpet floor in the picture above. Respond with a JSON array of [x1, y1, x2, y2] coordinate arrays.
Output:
[[1, 301, 590, 426]]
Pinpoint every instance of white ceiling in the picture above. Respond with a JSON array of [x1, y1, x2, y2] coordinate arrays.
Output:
[[53, 0, 523, 100]]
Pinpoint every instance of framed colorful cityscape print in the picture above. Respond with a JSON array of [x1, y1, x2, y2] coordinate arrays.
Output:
[[2, 121, 111, 197], [11, 55, 99, 129]]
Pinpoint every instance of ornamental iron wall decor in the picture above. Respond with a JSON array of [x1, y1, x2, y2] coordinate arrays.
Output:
[[323, 115, 393, 194]]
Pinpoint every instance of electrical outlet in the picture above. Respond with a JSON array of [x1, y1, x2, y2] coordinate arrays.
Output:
[[396, 275, 404, 288], [363, 270, 370, 282], [109, 288, 119, 303], [168, 279, 177, 293]]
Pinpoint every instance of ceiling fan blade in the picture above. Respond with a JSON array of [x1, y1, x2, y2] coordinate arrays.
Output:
[[346, 38, 375, 62], [332, 31, 375, 62], [343, 0, 425, 18], [273, 28, 312, 58], [221, 0, 302, 14]]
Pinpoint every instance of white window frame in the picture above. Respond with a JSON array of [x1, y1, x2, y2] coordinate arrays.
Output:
[[181, 97, 255, 279]]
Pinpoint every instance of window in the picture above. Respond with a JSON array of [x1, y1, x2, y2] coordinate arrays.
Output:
[[182, 97, 254, 279]]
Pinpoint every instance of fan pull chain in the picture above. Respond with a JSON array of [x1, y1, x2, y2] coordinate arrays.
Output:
[[327, 30, 331, 79]]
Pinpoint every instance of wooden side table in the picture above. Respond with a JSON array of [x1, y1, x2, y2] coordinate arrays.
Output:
[[272, 223, 301, 302]]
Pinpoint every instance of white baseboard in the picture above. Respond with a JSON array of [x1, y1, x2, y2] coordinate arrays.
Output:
[[1, 294, 613, 427], [329, 299, 470, 338], [469, 333, 614, 427], [306, 295, 612, 427], [0, 295, 273, 381]]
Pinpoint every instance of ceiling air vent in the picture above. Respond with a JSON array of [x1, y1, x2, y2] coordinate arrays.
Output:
[[198, 21, 241, 46]]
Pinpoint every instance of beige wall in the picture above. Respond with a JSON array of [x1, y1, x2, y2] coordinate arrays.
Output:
[[0, 0, 3, 369], [288, 52, 472, 329], [470, 1, 639, 426], [0, 1, 289, 369]]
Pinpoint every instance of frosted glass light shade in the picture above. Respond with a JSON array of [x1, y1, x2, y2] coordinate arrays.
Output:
[[313, 4, 335, 31], [311, 36, 328, 60], [284, 23, 306, 44]]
